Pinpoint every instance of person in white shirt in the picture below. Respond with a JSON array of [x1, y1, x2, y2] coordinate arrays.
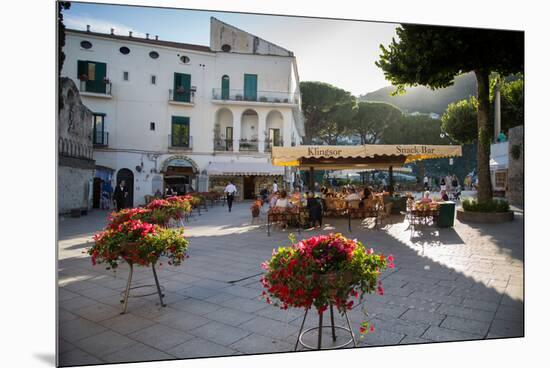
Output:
[[275, 190, 290, 208], [346, 188, 361, 201], [272, 181, 279, 194], [224, 181, 237, 212], [423, 175, 429, 190]]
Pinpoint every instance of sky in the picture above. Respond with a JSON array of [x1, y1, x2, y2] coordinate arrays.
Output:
[[64, 2, 399, 96]]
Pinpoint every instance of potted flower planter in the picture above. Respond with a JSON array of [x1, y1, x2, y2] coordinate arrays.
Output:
[[260, 233, 394, 350]]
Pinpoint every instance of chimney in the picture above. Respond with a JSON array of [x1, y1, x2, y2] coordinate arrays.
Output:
[[146, 33, 149, 39], [86, 25, 90, 32], [129, 31, 133, 37], [110, 28, 114, 35], [155, 35, 158, 40]]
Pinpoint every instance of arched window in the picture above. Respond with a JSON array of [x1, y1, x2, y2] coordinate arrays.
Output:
[[221, 75, 229, 100]]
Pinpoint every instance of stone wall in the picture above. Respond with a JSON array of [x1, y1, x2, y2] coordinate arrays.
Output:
[[506, 125, 524, 207], [58, 77, 95, 213], [58, 165, 94, 213]]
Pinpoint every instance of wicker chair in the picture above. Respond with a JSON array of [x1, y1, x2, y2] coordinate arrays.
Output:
[[347, 199, 380, 231]]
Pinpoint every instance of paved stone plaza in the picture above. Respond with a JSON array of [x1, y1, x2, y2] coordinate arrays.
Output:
[[58, 201, 524, 366]]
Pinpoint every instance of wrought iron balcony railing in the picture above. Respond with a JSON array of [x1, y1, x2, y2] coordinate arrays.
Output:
[[93, 131, 109, 147], [168, 135, 193, 150], [212, 88, 299, 104], [213, 138, 233, 151]]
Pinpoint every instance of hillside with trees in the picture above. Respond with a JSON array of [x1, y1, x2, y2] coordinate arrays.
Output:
[[358, 72, 477, 115]]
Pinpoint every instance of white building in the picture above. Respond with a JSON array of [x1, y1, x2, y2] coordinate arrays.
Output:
[[61, 18, 304, 206]]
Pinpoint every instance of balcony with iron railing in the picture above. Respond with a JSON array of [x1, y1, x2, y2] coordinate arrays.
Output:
[[168, 135, 193, 150], [239, 139, 259, 152], [93, 131, 109, 147], [212, 88, 299, 105], [264, 138, 284, 152], [79, 79, 113, 98], [213, 138, 234, 152], [169, 88, 195, 105]]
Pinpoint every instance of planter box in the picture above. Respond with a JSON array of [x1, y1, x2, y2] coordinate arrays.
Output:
[[456, 208, 514, 223], [70, 208, 81, 218]]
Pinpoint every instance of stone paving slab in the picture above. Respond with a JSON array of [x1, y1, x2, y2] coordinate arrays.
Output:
[[72, 330, 136, 357], [58, 202, 524, 364], [127, 324, 195, 351], [189, 320, 252, 346], [102, 342, 176, 363]]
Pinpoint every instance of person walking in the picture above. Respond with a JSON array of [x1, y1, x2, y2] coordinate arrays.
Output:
[[423, 175, 429, 191], [440, 176, 446, 192], [224, 181, 237, 212], [451, 175, 459, 193], [272, 180, 279, 194], [114, 180, 128, 211]]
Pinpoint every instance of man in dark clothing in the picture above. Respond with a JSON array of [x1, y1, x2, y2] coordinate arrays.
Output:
[[114, 180, 128, 211], [306, 192, 323, 228]]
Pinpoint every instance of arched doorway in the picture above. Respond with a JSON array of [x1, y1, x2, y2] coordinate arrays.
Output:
[[266, 110, 284, 151], [162, 156, 198, 195], [214, 108, 234, 151], [116, 168, 134, 208], [240, 109, 259, 152]]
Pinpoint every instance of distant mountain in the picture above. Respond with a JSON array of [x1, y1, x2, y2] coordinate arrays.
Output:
[[359, 73, 477, 115]]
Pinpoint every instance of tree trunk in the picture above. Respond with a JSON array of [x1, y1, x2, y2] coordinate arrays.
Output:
[[474, 69, 493, 204]]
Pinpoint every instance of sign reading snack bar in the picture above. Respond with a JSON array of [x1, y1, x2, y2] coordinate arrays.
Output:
[[271, 145, 462, 167]]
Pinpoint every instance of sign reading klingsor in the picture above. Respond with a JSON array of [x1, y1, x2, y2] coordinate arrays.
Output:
[[307, 147, 344, 156]]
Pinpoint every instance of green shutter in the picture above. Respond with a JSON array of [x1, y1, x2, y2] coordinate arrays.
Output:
[[77, 60, 87, 91], [78, 61, 106, 93], [171, 116, 190, 147], [89, 62, 106, 93], [174, 73, 191, 102], [244, 74, 257, 101], [221, 76, 230, 99]]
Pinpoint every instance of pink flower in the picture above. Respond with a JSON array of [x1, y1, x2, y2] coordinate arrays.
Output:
[[370, 325, 375, 332], [377, 286, 384, 295]]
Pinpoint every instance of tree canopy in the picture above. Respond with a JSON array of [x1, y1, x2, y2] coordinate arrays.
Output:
[[442, 76, 524, 144], [382, 114, 449, 145], [377, 24, 523, 203], [441, 97, 478, 144], [352, 102, 402, 144], [300, 81, 356, 144]]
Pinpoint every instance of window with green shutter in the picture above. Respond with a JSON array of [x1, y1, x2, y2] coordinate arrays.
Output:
[[171, 116, 190, 147], [221, 75, 230, 100], [77, 60, 107, 93], [244, 74, 257, 101], [173, 73, 191, 102]]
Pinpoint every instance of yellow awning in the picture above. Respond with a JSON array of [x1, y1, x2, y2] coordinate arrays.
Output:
[[272, 144, 462, 168]]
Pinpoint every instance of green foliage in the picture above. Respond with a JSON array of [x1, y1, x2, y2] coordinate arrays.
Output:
[[58, 2, 71, 75], [351, 102, 402, 144], [376, 25, 524, 91], [377, 24, 523, 204], [382, 114, 450, 145], [441, 96, 478, 144], [500, 77, 524, 130], [461, 198, 510, 213], [300, 81, 356, 144]]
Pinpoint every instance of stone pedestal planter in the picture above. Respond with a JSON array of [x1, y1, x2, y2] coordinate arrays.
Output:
[[456, 208, 514, 223]]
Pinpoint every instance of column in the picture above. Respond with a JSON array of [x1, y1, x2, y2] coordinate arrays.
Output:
[[233, 108, 242, 153], [258, 110, 267, 153], [282, 109, 293, 147]]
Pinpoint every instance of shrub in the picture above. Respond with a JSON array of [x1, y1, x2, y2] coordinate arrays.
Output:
[[462, 198, 510, 212]]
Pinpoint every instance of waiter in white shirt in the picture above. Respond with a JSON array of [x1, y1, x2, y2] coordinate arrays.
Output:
[[272, 181, 279, 194], [224, 181, 237, 212]]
